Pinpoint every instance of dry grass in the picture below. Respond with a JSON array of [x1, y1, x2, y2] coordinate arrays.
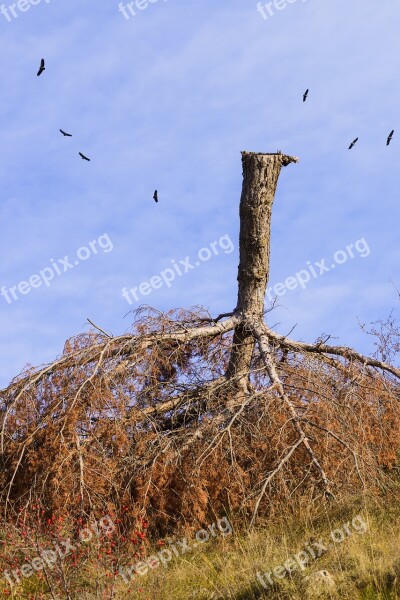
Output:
[[115, 493, 400, 600], [3, 492, 400, 599]]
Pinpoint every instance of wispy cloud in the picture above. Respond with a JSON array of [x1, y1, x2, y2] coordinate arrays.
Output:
[[0, 0, 399, 384]]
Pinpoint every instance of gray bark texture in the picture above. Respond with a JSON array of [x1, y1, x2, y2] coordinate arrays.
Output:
[[226, 152, 298, 393]]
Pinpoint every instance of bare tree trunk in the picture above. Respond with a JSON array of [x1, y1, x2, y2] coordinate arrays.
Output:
[[225, 152, 298, 397]]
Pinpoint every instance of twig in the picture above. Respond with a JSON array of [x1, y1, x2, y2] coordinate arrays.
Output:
[[87, 318, 113, 339]]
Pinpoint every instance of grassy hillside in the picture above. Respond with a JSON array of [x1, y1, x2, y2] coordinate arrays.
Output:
[[3, 491, 400, 599]]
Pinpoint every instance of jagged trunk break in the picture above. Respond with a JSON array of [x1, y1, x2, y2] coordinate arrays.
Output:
[[226, 152, 298, 394]]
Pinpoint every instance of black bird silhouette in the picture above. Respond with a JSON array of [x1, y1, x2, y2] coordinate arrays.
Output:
[[36, 59, 45, 77], [79, 152, 90, 161], [348, 137, 358, 150], [153, 190, 158, 203], [60, 129, 72, 137], [303, 89, 309, 102], [387, 130, 394, 146]]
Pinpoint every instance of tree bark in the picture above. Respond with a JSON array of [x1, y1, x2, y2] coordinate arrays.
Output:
[[226, 152, 298, 395]]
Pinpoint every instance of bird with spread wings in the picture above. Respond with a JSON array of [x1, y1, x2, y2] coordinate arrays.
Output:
[[37, 59, 45, 77]]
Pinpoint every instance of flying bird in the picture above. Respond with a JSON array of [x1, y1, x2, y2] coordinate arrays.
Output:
[[36, 59, 45, 77], [387, 130, 394, 146], [79, 152, 90, 161], [348, 137, 358, 150], [60, 129, 72, 137], [153, 190, 158, 203], [303, 89, 309, 102]]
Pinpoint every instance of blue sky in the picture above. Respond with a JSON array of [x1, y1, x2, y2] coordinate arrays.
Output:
[[0, 0, 399, 386]]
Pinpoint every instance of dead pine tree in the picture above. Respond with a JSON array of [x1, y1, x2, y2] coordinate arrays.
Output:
[[1, 151, 399, 537]]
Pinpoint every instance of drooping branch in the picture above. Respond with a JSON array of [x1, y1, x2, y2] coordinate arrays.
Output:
[[0, 316, 239, 398], [250, 321, 334, 519], [262, 323, 400, 380]]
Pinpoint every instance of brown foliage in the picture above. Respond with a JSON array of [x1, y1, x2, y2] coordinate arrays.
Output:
[[0, 306, 399, 540]]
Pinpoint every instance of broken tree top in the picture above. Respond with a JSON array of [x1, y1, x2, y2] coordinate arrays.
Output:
[[241, 151, 299, 166]]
